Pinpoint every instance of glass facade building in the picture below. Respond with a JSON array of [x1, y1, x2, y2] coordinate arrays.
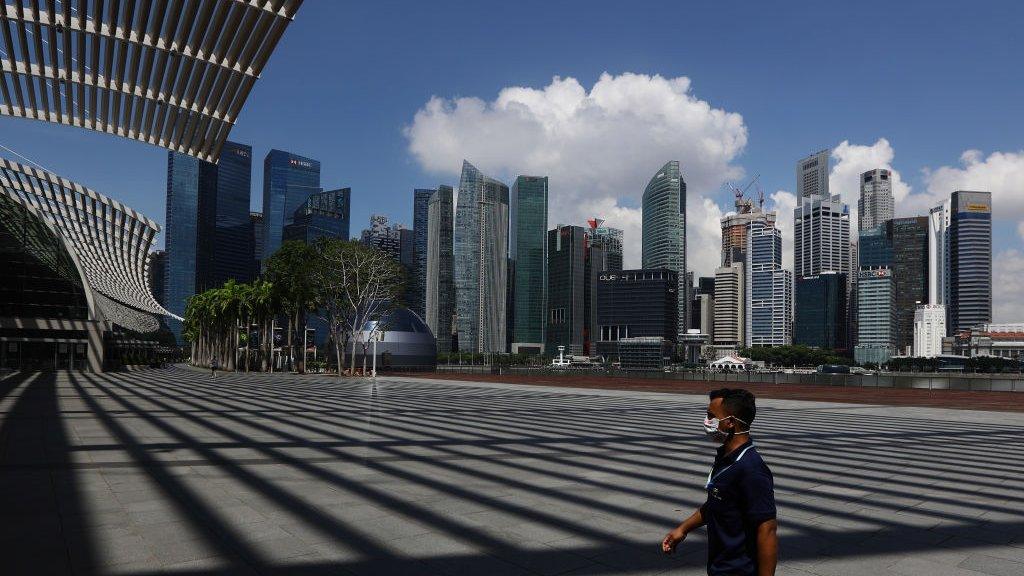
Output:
[[595, 269, 678, 359], [411, 189, 435, 317], [453, 161, 509, 352], [948, 191, 992, 333], [891, 217, 929, 355], [546, 225, 587, 355], [855, 267, 895, 365], [282, 188, 351, 245], [793, 272, 848, 350], [641, 161, 687, 336], [426, 186, 455, 353], [510, 176, 548, 351], [164, 152, 200, 341], [587, 219, 624, 272], [746, 221, 792, 346], [262, 150, 321, 260]]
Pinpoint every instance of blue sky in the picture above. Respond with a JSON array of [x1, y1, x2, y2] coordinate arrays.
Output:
[[2, 1, 1023, 316]]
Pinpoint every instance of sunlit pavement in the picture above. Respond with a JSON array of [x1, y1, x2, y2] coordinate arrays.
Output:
[[1, 367, 1023, 575]]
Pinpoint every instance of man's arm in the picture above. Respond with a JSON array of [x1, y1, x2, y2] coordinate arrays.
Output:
[[755, 519, 778, 576], [661, 505, 706, 554]]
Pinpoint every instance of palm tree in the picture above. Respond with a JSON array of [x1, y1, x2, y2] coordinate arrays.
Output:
[[265, 241, 320, 374]]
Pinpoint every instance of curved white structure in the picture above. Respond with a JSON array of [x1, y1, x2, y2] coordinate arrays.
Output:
[[0, 0, 303, 162], [0, 157, 176, 332]]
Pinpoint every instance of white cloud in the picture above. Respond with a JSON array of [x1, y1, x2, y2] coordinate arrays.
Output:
[[405, 72, 748, 274], [906, 149, 1024, 223], [994, 250, 1024, 322], [827, 138, 912, 235]]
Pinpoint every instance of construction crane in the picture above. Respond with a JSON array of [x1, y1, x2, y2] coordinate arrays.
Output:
[[726, 173, 761, 212]]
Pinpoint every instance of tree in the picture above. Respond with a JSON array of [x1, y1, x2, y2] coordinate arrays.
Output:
[[264, 241, 320, 374], [314, 239, 405, 378]]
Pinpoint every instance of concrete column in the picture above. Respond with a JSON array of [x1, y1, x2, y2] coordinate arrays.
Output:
[[87, 322, 105, 373]]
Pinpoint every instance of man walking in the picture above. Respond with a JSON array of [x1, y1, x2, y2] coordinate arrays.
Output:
[[662, 388, 778, 575], [210, 358, 219, 378]]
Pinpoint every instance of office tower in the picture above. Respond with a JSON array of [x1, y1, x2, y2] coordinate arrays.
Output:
[[793, 194, 851, 280], [720, 195, 777, 266], [546, 225, 587, 355], [642, 160, 687, 335], [148, 251, 167, 306], [164, 141, 253, 342], [858, 169, 894, 231], [697, 276, 716, 296], [411, 189, 435, 317], [691, 293, 715, 340], [948, 191, 992, 333], [262, 150, 321, 259], [250, 212, 264, 278], [595, 269, 678, 359], [426, 186, 455, 353], [746, 221, 792, 347], [858, 225, 892, 268], [454, 161, 509, 352], [361, 215, 404, 258], [794, 272, 848, 349], [584, 241, 606, 355], [855, 267, 895, 365], [913, 304, 946, 358], [713, 263, 744, 346], [282, 188, 351, 244], [510, 176, 548, 352], [928, 200, 951, 306], [797, 149, 830, 198], [587, 218, 624, 272], [890, 217, 929, 355], [399, 228, 415, 272]]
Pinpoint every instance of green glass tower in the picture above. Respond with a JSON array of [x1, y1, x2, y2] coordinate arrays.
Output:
[[641, 160, 687, 336], [510, 176, 548, 353]]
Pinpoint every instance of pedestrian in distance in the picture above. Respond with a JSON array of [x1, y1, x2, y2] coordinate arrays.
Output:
[[210, 358, 219, 378], [662, 388, 778, 575]]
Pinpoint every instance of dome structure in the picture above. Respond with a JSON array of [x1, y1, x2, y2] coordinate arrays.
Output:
[[353, 307, 437, 370]]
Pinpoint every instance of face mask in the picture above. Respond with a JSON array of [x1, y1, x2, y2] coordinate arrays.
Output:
[[703, 416, 749, 443]]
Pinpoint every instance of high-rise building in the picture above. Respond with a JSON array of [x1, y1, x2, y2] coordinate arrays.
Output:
[[890, 217, 929, 355], [794, 194, 851, 281], [913, 304, 946, 358], [713, 263, 745, 346], [587, 218, 624, 272], [746, 221, 791, 347], [697, 276, 716, 296], [927, 200, 950, 306], [164, 141, 253, 342], [361, 215, 404, 259], [720, 196, 777, 266], [546, 225, 587, 355], [426, 186, 456, 353], [858, 169, 895, 231], [262, 150, 321, 259], [642, 161, 687, 336], [283, 188, 351, 244], [454, 161, 509, 352], [794, 272, 848, 350], [595, 269, 678, 359], [148, 251, 167, 307], [411, 189, 435, 318], [510, 176, 548, 353], [250, 212, 264, 278], [855, 267, 895, 365], [691, 294, 715, 341], [797, 149, 830, 198], [948, 191, 992, 333]]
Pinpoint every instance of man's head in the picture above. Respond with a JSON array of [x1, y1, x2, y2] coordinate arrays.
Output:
[[707, 388, 756, 434]]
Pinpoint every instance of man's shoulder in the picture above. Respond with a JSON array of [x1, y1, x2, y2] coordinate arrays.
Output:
[[738, 445, 772, 474]]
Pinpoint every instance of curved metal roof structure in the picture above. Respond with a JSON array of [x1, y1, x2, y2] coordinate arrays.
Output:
[[0, 157, 175, 332], [0, 0, 303, 162]]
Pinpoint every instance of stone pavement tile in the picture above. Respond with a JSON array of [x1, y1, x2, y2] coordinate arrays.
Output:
[[942, 538, 1024, 563], [147, 535, 220, 565], [957, 554, 1024, 576], [488, 542, 604, 576], [890, 556, 990, 576]]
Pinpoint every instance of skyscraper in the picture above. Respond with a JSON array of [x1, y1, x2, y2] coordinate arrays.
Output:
[[794, 272, 847, 350], [928, 200, 950, 306], [454, 161, 509, 352], [890, 217, 929, 355], [282, 188, 351, 244], [913, 304, 946, 358], [596, 269, 678, 359], [164, 141, 253, 342], [587, 218, 624, 272], [411, 189, 435, 317], [746, 221, 792, 346], [642, 161, 687, 336], [855, 267, 895, 365], [148, 251, 167, 307], [510, 176, 548, 353], [546, 225, 587, 355], [426, 186, 455, 353], [361, 215, 404, 259], [713, 263, 744, 347], [720, 195, 777, 266], [793, 194, 851, 281], [858, 169, 895, 231], [948, 191, 992, 333], [250, 212, 264, 279], [796, 149, 830, 198], [262, 150, 321, 259]]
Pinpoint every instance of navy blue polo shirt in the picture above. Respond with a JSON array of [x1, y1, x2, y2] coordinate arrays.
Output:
[[702, 439, 776, 576]]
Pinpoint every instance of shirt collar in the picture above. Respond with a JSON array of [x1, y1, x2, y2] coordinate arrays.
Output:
[[715, 439, 753, 467]]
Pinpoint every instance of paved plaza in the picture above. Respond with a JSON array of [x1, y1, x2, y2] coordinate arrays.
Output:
[[1, 368, 1023, 575]]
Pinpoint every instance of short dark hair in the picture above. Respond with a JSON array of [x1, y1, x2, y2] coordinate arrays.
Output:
[[709, 388, 756, 427]]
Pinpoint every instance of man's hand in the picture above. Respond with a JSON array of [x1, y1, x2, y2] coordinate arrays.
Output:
[[661, 526, 686, 554]]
